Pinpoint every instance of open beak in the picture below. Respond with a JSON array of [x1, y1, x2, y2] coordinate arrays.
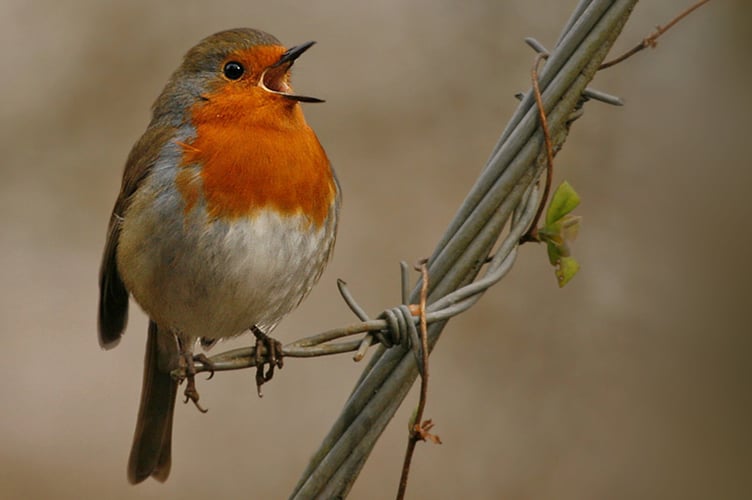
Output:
[[259, 41, 325, 103]]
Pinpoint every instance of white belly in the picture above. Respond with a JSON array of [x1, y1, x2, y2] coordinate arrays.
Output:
[[117, 171, 335, 341]]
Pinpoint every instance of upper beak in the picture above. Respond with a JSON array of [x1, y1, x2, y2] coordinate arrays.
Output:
[[260, 41, 324, 103], [271, 41, 317, 70]]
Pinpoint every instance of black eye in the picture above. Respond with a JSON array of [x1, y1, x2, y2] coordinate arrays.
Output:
[[223, 61, 244, 80]]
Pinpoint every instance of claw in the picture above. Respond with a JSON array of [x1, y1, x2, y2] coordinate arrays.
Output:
[[180, 351, 210, 413], [183, 376, 208, 413], [251, 326, 284, 398], [193, 353, 215, 380]]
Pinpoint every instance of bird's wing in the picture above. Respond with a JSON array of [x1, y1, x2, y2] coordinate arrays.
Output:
[[98, 125, 177, 348]]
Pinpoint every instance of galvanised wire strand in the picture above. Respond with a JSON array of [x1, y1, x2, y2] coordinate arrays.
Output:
[[428, 0, 610, 275], [291, 0, 639, 497]]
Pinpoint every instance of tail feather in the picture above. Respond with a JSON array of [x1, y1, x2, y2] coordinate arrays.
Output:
[[127, 321, 178, 484]]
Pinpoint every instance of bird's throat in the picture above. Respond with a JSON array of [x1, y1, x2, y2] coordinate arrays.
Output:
[[176, 98, 335, 227]]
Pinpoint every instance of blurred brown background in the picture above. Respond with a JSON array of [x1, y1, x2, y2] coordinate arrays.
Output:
[[1, 1, 750, 498]]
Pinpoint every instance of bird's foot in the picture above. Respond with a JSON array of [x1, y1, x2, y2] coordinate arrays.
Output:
[[251, 326, 284, 397], [181, 352, 210, 413], [193, 353, 216, 380]]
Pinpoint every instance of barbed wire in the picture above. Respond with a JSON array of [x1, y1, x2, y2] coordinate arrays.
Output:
[[289, 1, 640, 498]]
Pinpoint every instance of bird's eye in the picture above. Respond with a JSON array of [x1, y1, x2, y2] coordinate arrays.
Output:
[[223, 61, 244, 80]]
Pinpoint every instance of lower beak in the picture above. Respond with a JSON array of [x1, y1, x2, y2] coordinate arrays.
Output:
[[260, 41, 325, 103]]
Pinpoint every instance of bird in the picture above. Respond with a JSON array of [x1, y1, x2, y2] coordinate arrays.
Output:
[[97, 28, 339, 484]]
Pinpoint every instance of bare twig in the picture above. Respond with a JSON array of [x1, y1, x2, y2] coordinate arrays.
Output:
[[396, 260, 438, 500], [521, 53, 555, 243], [599, 0, 713, 70]]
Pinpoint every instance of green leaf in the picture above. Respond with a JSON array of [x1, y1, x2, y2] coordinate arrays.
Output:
[[560, 214, 582, 242], [555, 256, 580, 287], [546, 240, 561, 265], [537, 181, 582, 286], [545, 181, 581, 226]]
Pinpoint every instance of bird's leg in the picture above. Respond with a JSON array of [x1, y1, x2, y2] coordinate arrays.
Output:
[[177, 338, 209, 413], [251, 325, 284, 397]]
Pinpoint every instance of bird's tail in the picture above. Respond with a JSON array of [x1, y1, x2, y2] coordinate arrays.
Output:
[[127, 320, 178, 484]]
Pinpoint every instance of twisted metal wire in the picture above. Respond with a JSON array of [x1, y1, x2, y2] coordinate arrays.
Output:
[[289, 1, 639, 497]]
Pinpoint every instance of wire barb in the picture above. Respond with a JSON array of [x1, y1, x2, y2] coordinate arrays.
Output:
[[524, 37, 624, 106]]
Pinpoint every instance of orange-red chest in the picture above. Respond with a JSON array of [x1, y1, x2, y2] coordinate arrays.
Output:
[[175, 92, 335, 227]]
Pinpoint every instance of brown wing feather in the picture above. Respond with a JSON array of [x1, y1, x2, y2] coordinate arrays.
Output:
[[98, 125, 177, 348]]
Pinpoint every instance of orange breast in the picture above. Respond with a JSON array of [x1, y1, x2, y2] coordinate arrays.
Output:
[[176, 83, 335, 227]]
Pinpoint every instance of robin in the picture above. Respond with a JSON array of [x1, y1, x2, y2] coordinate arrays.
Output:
[[97, 28, 339, 484]]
